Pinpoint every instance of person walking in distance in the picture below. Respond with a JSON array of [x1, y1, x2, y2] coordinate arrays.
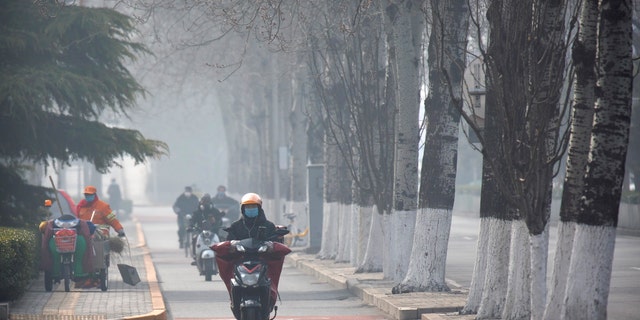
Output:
[[107, 178, 122, 214], [173, 186, 199, 249]]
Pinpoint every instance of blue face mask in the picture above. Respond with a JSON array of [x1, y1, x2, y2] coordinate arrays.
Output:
[[244, 207, 259, 218], [85, 194, 96, 202]]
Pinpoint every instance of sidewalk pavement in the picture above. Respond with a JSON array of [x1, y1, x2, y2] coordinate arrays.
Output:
[[286, 252, 475, 320], [6, 218, 165, 320]]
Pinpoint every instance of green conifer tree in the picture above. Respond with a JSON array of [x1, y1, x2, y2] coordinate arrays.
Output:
[[0, 0, 167, 227]]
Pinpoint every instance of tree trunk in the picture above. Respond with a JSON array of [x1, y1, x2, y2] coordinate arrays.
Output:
[[318, 130, 340, 259], [544, 0, 598, 318], [394, 0, 468, 293], [525, 0, 568, 316], [357, 207, 384, 273], [460, 217, 489, 314], [384, 0, 422, 282], [464, 0, 516, 310], [565, 1, 633, 318], [502, 219, 531, 320]]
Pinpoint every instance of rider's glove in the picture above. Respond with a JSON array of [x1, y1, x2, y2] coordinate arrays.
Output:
[[117, 230, 126, 237]]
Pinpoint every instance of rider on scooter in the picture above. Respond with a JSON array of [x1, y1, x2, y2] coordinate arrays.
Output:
[[213, 192, 289, 319], [225, 192, 276, 241], [188, 194, 224, 264]]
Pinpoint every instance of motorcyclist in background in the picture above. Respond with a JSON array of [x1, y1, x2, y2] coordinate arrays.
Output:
[[173, 186, 199, 249], [188, 193, 224, 264], [225, 192, 276, 241], [212, 185, 240, 222]]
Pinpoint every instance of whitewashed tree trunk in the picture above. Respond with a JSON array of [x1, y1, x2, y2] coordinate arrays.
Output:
[[382, 213, 394, 279], [318, 133, 340, 259], [349, 203, 359, 265], [530, 225, 549, 320], [544, 0, 598, 317], [502, 219, 531, 320], [395, 0, 467, 293], [357, 207, 384, 273], [288, 70, 309, 228], [395, 208, 451, 293], [391, 210, 417, 282], [460, 217, 489, 314], [564, 1, 633, 318], [384, 0, 422, 282], [477, 218, 512, 319], [336, 203, 351, 262], [524, 0, 568, 316], [356, 205, 373, 267], [317, 201, 334, 259], [543, 222, 576, 319], [563, 225, 616, 319]]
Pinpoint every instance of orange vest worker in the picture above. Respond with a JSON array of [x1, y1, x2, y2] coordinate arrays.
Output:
[[76, 185, 124, 237]]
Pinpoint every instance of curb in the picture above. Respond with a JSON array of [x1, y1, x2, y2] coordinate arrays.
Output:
[[287, 252, 470, 320], [122, 218, 166, 320]]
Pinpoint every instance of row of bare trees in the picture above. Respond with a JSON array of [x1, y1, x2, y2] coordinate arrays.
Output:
[[108, 0, 635, 318]]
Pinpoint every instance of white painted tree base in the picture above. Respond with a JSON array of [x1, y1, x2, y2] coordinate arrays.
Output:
[[563, 224, 616, 320]]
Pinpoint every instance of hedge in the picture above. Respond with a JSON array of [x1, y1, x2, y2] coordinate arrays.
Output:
[[0, 227, 38, 302]]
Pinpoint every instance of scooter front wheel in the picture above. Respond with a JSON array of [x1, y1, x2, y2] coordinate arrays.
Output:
[[204, 259, 214, 281], [44, 270, 53, 292], [99, 268, 108, 291], [240, 307, 258, 320], [61, 263, 71, 292]]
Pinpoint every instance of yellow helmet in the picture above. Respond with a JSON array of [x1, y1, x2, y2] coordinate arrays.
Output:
[[240, 193, 262, 206]]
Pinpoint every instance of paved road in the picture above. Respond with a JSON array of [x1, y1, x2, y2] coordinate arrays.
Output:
[[135, 206, 390, 320]]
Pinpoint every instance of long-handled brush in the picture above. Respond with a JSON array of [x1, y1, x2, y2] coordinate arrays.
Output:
[[108, 236, 125, 254]]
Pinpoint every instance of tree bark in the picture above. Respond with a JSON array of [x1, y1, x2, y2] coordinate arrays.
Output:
[[384, 0, 422, 282], [394, 0, 468, 293], [565, 1, 633, 318], [544, 1, 598, 318]]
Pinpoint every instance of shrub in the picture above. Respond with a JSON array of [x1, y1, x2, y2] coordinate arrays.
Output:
[[0, 227, 38, 302]]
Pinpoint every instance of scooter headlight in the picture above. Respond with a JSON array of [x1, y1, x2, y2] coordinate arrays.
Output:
[[202, 231, 212, 245], [234, 243, 246, 252], [54, 217, 79, 229], [258, 241, 273, 253], [237, 264, 263, 286], [240, 272, 260, 286]]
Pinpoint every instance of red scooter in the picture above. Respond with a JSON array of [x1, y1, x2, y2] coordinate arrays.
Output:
[[212, 227, 290, 320]]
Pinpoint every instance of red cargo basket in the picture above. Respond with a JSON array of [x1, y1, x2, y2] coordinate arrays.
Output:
[[54, 229, 77, 253]]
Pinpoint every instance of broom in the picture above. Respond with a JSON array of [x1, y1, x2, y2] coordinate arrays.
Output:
[[90, 210, 126, 254], [108, 236, 125, 254]]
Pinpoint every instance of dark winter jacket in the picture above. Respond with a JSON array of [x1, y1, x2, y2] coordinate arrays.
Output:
[[225, 208, 276, 241], [190, 203, 224, 234], [173, 193, 199, 217], [212, 195, 240, 221]]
